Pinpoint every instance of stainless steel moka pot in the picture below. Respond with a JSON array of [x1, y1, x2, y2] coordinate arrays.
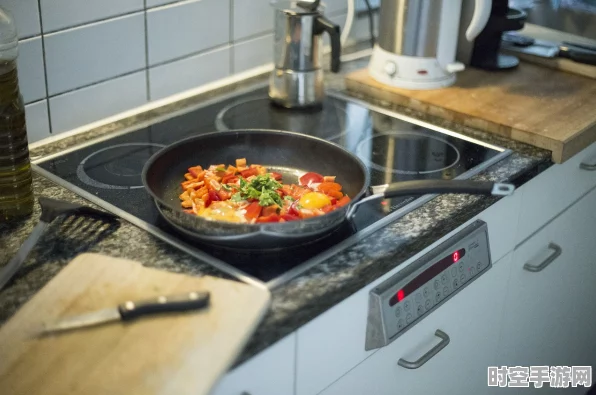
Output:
[[269, 1, 341, 109]]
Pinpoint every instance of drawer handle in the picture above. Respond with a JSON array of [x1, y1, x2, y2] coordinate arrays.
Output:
[[397, 329, 450, 369], [523, 243, 562, 272], [580, 162, 596, 171]]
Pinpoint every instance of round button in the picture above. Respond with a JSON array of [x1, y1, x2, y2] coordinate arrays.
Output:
[[425, 299, 432, 309], [460, 274, 465, 283], [423, 287, 429, 298], [417, 305, 424, 315], [397, 319, 405, 330], [477, 262, 482, 270], [434, 280, 440, 290], [453, 278, 460, 288], [435, 291, 441, 302], [441, 274, 447, 284], [459, 263, 464, 272], [404, 300, 411, 311], [451, 267, 457, 277], [443, 286, 449, 295], [395, 306, 401, 317], [470, 267, 476, 276], [384, 61, 397, 76], [406, 313, 413, 323], [415, 293, 422, 303]]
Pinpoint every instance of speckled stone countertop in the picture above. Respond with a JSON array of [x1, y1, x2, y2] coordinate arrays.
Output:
[[0, 47, 552, 366]]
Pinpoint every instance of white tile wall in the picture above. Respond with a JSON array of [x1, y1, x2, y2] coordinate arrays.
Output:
[[44, 13, 145, 95], [149, 46, 231, 100], [9, 0, 373, 138], [39, 0, 144, 33], [49, 71, 147, 133], [25, 101, 51, 143], [0, 0, 41, 38], [17, 36, 46, 103], [147, 0, 230, 66], [233, 0, 273, 41], [233, 34, 273, 74]]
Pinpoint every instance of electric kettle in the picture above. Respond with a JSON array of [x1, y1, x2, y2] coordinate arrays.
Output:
[[269, 1, 341, 109], [368, 0, 492, 90]]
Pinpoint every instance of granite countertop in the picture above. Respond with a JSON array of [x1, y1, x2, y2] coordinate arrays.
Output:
[[0, 47, 552, 366]]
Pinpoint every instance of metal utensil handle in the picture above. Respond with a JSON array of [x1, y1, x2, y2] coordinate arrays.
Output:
[[383, 180, 515, 199], [118, 291, 210, 321], [558, 46, 596, 65], [523, 243, 562, 273], [398, 329, 450, 369], [0, 221, 50, 291]]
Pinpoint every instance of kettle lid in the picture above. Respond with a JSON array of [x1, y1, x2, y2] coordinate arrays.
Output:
[[271, 0, 322, 15]]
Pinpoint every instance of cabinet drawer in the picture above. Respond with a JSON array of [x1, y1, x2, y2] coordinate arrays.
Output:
[[210, 334, 295, 395], [320, 254, 512, 395], [516, 141, 596, 244]]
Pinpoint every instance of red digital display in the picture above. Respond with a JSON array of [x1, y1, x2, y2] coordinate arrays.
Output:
[[389, 248, 466, 306]]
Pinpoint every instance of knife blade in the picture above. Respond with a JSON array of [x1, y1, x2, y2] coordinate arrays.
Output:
[[501, 34, 596, 66], [41, 291, 210, 335]]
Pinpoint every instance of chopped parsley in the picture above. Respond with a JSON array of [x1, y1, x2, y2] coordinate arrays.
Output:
[[233, 175, 283, 207], [284, 196, 294, 201], [221, 184, 232, 191]]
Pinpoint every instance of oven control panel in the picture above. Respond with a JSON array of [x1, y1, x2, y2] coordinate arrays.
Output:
[[365, 220, 491, 350]]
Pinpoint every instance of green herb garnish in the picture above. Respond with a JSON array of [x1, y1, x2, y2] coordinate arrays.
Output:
[[234, 175, 283, 207], [284, 196, 295, 201], [221, 184, 232, 191], [215, 167, 226, 172]]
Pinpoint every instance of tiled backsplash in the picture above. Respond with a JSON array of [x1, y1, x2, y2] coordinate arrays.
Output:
[[0, 0, 377, 143]]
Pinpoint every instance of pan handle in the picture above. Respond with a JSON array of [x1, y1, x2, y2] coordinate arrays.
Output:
[[347, 180, 515, 220]]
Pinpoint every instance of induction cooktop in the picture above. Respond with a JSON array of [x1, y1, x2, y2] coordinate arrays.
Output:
[[33, 83, 511, 288]]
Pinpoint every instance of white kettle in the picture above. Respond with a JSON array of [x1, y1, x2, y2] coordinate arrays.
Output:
[[368, 0, 492, 90]]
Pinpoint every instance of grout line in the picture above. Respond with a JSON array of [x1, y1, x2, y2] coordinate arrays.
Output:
[[47, 68, 147, 99], [143, 0, 151, 101], [36, 0, 53, 135], [42, 9, 145, 36], [24, 98, 47, 107], [232, 30, 273, 45], [148, 43, 231, 69]]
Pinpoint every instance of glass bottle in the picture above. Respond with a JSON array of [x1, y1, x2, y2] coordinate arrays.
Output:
[[0, 7, 34, 221]]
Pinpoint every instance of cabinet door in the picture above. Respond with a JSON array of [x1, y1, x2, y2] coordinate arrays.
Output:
[[320, 254, 512, 395], [210, 334, 295, 395], [496, 187, 596, 394]]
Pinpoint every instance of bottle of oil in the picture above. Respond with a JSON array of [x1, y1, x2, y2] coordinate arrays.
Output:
[[0, 7, 33, 221]]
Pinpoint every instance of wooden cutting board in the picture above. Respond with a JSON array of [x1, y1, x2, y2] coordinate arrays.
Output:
[[345, 63, 596, 163], [0, 253, 270, 395]]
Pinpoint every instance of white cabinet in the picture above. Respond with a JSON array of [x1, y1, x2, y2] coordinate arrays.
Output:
[[319, 254, 512, 395], [496, 186, 596, 394], [210, 334, 296, 395]]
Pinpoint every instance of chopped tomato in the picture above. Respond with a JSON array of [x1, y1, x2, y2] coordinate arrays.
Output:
[[240, 168, 259, 178], [256, 214, 280, 223], [290, 184, 309, 199], [321, 205, 336, 213], [208, 190, 221, 203], [289, 201, 301, 216], [270, 172, 283, 181], [221, 174, 238, 184], [217, 189, 231, 201], [244, 202, 262, 221], [202, 192, 211, 207], [317, 182, 342, 192], [336, 195, 351, 207], [325, 190, 344, 199], [299, 172, 324, 186], [262, 205, 280, 217], [281, 184, 293, 197]]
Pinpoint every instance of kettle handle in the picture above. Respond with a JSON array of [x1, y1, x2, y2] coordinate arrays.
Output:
[[465, 0, 492, 41], [315, 16, 341, 73]]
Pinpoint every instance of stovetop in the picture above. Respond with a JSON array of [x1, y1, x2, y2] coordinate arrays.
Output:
[[33, 84, 511, 287]]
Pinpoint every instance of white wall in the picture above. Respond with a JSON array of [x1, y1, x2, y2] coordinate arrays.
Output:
[[0, 0, 377, 143]]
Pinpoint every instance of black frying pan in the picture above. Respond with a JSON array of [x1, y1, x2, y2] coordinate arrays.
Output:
[[142, 130, 514, 249]]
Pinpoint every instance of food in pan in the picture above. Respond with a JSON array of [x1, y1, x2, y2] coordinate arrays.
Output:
[[178, 158, 351, 223]]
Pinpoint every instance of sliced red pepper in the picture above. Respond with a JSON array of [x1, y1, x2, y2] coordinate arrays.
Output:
[[325, 189, 344, 199], [317, 182, 342, 192], [202, 193, 211, 207], [256, 214, 281, 223], [217, 189, 231, 201], [270, 172, 283, 181], [244, 202, 262, 221], [188, 166, 203, 178], [208, 190, 221, 203], [262, 205, 280, 217], [240, 168, 259, 178], [281, 213, 300, 221], [299, 172, 324, 186], [321, 205, 336, 213], [289, 200, 301, 217], [221, 174, 238, 184], [335, 195, 351, 207]]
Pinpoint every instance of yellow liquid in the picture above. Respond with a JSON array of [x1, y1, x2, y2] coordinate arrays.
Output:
[[0, 61, 33, 220]]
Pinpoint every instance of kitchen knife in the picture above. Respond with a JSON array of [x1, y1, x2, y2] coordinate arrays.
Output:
[[40, 291, 210, 334], [501, 33, 596, 66]]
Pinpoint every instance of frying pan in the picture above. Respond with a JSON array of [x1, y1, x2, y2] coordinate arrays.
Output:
[[142, 130, 514, 249]]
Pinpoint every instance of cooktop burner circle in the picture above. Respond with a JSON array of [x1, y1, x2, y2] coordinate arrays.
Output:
[[356, 132, 461, 175], [76, 143, 165, 190], [214, 96, 350, 141]]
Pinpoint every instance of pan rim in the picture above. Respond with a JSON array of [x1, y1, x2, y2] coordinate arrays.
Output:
[[141, 128, 371, 229]]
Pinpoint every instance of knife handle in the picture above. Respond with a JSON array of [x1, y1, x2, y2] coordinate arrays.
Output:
[[559, 46, 596, 66], [118, 291, 210, 321]]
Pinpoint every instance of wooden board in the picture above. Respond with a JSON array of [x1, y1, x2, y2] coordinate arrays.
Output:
[[345, 64, 596, 163], [0, 253, 270, 395]]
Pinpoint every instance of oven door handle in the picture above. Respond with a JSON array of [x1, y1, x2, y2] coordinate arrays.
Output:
[[398, 329, 450, 369]]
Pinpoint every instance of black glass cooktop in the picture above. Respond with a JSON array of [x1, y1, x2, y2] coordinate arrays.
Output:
[[34, 85, 509, 286]]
